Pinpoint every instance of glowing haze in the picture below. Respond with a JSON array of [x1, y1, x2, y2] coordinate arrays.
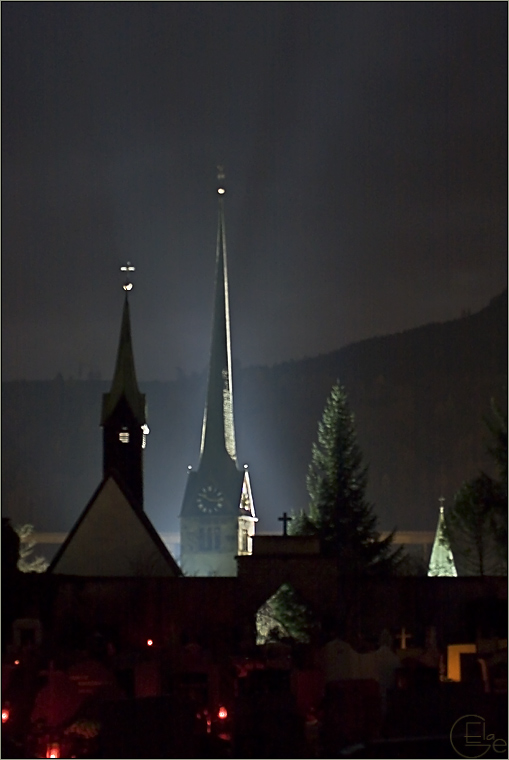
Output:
[[3, 3, 506, 382]]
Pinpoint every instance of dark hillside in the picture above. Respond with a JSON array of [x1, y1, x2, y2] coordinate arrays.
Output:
[[2, 291, 506, 537]]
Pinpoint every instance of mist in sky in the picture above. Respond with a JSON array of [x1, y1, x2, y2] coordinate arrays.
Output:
[[3, 3, 507, 382]]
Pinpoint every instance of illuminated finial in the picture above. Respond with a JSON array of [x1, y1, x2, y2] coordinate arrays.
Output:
[[439, 496, 445, 514], [217, 165, 226, 194], [121, 261, 135, 291]]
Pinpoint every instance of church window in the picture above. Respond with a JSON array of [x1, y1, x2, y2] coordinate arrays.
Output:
[[198, 527, 221, 552], [198, 528, 206, 551], [119, 430, 129, 443]]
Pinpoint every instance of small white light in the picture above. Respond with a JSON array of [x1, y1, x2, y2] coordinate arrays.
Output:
[[243, 464, 248, 469], [123, 282, 133, 291], [217, 187, 226, 195], [187, 465, 192, 470]]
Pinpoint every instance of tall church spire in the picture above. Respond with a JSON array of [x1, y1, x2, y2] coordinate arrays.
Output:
[[199, 169, 237, 465], [179, 172, 257, 576], [101, 271, 147, 508]]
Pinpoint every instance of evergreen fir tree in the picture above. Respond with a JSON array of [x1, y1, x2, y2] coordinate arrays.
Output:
[[447, 475, 503, 576], [446, 397, 507, 575], [291, 382, 401, 575]]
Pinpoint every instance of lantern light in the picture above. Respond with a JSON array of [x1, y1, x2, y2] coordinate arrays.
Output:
[[46, 743, 60, 759], [147, 639, 153, 647], [14, 659, 20, 665], [2, 707, 10, 723], [218, 706, 228, 720]]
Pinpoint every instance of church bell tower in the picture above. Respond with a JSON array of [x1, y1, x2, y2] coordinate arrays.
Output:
[[179, 172, 257, 576], [101, 266, 148, 509]]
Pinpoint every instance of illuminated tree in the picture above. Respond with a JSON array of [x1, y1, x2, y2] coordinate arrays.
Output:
[[256, 583, 316, 644], [14, 524, 49, 573], [291, 382, 401, 575]]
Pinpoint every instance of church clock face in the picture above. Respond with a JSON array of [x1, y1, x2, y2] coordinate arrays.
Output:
[[197, 485, 225, 513]]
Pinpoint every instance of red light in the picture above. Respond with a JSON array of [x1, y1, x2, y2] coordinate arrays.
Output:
[[218, 706, 228, 720], [46, 743, 60, 759], [146, 639, 153, 647], [2, 708, 10, 723], [14, 660, 20, 666]]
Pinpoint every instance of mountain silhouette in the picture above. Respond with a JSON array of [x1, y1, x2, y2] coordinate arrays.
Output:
[[2, 290, 506, 539]]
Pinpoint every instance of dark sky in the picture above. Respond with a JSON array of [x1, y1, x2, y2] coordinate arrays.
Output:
[[3, 2, 507, 383]]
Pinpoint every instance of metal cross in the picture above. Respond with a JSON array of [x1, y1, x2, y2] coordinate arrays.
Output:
[[278, 512, 292, 536], [121, 262, 135, 291]]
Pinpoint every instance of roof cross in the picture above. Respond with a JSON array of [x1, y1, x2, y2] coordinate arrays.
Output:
[[121, 261, 135, 291], [278, 512, 292, 536]]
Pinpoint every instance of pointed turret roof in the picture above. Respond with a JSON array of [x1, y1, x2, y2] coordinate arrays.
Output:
[[199, 180, 237, 466], [428, 498, 458, 577], [101, 295, 146, 426]]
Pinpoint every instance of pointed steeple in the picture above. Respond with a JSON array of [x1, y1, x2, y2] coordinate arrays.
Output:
[[101, 295, 146, 427], [101, 280, 147, 508], [428, 497, 458, 577], [199, 172, 237, 466], [179, 172, 257, 576]]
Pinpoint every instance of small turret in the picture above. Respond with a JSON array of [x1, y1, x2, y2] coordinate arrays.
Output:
[[428, 497, 457, 577]]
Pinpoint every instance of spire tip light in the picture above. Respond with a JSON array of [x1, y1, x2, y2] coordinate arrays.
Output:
[[217, 165, 226, 194]]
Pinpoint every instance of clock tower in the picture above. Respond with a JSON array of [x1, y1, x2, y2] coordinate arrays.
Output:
[[179, 173, 257, 576]]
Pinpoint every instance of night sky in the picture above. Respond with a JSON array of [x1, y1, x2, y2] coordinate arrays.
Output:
[[3, 2, 507, 383]]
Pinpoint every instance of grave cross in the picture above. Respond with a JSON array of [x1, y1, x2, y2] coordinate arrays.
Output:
[[278, 512, 292, 536], [396, 626, 412, 650]]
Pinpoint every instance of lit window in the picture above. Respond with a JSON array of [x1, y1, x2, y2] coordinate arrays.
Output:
[[119, 431, 129, 443]]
